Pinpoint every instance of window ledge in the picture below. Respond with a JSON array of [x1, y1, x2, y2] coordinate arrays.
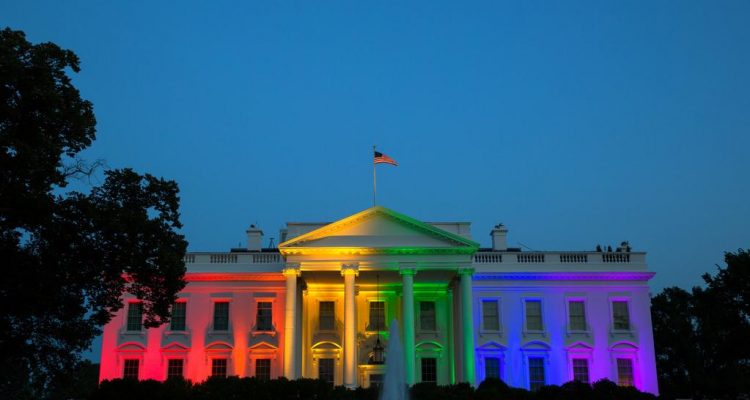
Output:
[[164, 330, 190, 336], [522, 330, 547, 338], [251, 329, 277, 337]]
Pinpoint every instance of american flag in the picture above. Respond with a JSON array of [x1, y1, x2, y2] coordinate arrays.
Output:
[[374, 151, 398, 166]]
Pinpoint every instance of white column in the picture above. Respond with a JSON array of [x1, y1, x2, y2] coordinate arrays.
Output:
[[459, 268, 476, 385], [342, 264, 358, 388], [401, 268, 416, 385], [283, 265, 300, 379]]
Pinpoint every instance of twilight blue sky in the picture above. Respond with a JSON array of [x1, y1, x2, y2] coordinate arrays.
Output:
[[3, 2, 748, 292]]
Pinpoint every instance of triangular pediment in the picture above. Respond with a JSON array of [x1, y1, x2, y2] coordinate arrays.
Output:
[[248, 341, 278, 350], [477, 341, 507, 351], [162, 342, 189, 352], [279, 206, 479, 256], [565, 341, 593, 352]]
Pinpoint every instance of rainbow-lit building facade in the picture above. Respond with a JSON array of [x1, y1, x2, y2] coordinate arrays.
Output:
[[99, 206, 659, 394]]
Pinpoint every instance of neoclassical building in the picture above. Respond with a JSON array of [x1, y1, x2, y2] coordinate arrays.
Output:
[[99, 206, 659, 394]]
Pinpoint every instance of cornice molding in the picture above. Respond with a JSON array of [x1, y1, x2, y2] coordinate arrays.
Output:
[[279, 246, 477, 256]]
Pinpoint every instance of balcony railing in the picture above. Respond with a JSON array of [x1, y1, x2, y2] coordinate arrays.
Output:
[[603, 253, 630, 263], [210, 254, 237, 263], [517, 253, 545, 263], [474, 253, 503, 263], [560, 253, 587, 263], [185, 251, 638, 266], [183, 252, 282, 265], [252, 253, 281, 263], [474, 251, 644, 265]]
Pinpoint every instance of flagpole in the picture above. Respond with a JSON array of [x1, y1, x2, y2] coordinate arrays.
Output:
[[373, 145, 377, 206]]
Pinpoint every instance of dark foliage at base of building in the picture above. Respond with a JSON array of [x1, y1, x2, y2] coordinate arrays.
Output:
[[89, 377, 657, 400]]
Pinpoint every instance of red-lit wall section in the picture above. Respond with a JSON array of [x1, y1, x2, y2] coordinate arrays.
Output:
[[98, 272, 287, 382]]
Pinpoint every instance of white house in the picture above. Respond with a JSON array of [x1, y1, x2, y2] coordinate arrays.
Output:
[[99, 206, 659, 394]]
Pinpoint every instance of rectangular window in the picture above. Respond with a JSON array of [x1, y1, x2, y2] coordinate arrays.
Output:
[[319, 358, 334, 385], [528, 357, 545, 391], [525, 300, 543, 331], [123, 359, 139, 380], [167, 359, 184, 379], [213, 302, 229, 331], [211, 358, 227, 377], [613, 301, 630, 330], [256, 302, 273, 331], [255, 359, 271, 380], [482, 300, 500, 331], [421, 358, 437, 383], [617, 358, 634, 387], [126, 303, 142, 331], [369, 301, 385, 331], [369, 373, 384, 388], [568, 301, 586, 331], [319, 301, 335, 330], [420, 301, 436, 331], [170, 302, 186, 331], [572, 358, 589, 383], [485, 357, 501, 379]]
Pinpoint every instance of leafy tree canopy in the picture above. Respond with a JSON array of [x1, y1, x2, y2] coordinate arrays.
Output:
[[0, 27, 187, 398], [652, 248, 750, 399]]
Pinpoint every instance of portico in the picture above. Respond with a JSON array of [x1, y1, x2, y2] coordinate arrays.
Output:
[[278, 206, 480, 387]]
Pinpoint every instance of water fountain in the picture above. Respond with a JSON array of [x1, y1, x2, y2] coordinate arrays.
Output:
[[379, 319, 408, 400]]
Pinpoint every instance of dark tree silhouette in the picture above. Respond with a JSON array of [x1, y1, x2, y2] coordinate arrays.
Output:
[[652, 248, 750, 399], [0, 27, 187, 398], [651, 287, 696, 398]]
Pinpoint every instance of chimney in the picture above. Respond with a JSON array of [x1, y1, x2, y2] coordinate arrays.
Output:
[[246, 225, 263, 251], [490, 224, 508, 251]]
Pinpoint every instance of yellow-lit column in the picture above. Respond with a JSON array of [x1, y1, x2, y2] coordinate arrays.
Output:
[[342, 264, 359, 388], [401, 267, 416, 385], [459, 267, 476, 385], [283, 265, 300, 379]]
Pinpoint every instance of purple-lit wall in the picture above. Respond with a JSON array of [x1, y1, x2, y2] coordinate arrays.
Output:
[[471, 274, 658, 394]]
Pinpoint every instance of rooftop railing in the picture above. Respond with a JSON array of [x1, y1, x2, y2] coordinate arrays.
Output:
[[473, 251, 644, 265], [183, 250, 640, 266], [183, 252, 282, 265]]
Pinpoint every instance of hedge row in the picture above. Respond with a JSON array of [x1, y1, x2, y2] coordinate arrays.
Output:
[[91, 377, 658, 400]]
